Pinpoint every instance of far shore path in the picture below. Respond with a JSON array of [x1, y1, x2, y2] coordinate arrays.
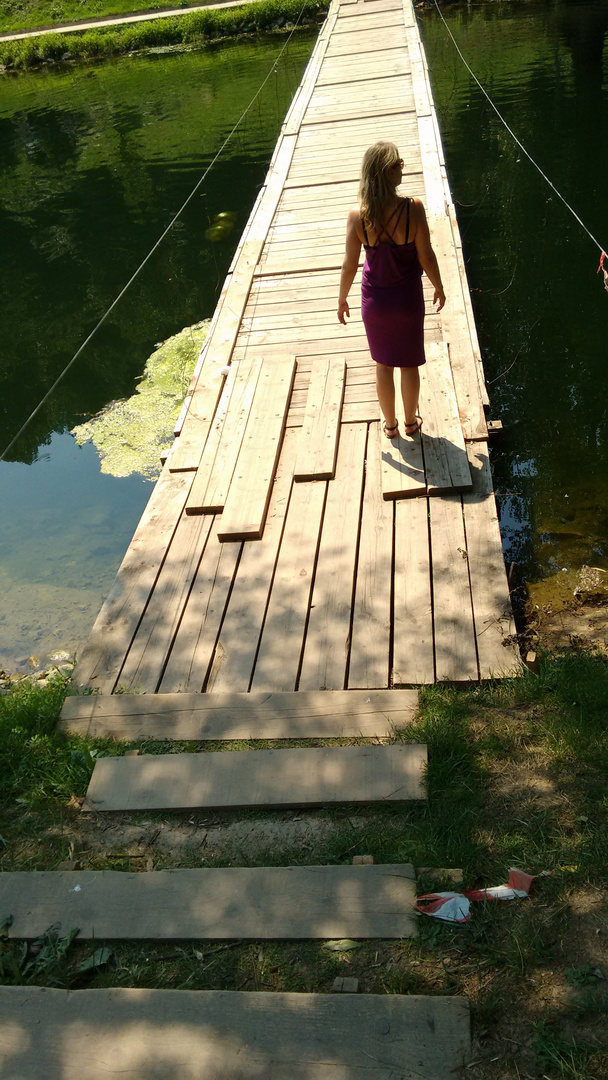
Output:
[[0, 0, 262, 42]]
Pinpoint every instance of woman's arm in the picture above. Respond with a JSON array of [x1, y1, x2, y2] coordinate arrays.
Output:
[[412, 198, 446, 311], [338, 209, 363, 324]]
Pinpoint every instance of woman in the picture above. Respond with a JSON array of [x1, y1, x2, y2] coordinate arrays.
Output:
[[338, 141, 445, 438]]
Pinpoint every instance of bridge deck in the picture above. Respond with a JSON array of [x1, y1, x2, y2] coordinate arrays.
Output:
[[72, 0, 519, 695]]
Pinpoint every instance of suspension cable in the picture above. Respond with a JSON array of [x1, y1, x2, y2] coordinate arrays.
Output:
[[431, 0, 607, 256]]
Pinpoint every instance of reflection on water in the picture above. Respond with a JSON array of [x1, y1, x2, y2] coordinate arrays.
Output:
[[419, 0, 608, 592], [0, 33, 316, 669]]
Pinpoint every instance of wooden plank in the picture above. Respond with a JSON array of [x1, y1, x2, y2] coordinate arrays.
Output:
[[419, 343, 472, 495], [303, 95, 416, 127], [463, 443, 520, 678], [217, 357, 296, 542], [281, 4, 338, 136], [332, 9, 404, 33], [0, 864, 418, 941], [429, 496, 478, 682], [251, 478, 326, 691], [325, 26, 407, 57], [58, 688, 420, 740], [185, 356, 263, 515], [116, 513, 215, 693], [70, 467, 193, 694], [393, 498, 434, 684], [430, 214, 487, 439], [299, 423, 367, 690], [406, 24, 433, 118], [348, 423, 392, 688], [304, 75, 414, 113], [169, 136, 297, 472], [206, 428, 298, 692], [316, 51, 410, 87], [294, 356, 345, 481], [158, 528, 242, 693], [448, 201, 490, 407], [381, 422, 426, 501], [0, 987, 471, 1079], [254, 253, 347, 276], [84, 743, 428, 812], [167, 354, 228, 473], [417, 113, 446, 217]]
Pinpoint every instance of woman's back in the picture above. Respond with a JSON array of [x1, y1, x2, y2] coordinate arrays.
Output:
[[360, 197, 419, 249]]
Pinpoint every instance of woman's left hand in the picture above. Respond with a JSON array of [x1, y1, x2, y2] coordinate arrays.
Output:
[[338, 300, 350, 325], [433, 288, 446, 311]]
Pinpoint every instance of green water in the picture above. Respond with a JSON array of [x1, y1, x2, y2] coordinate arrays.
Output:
[[0, 32, 316, 670], [419, 0, 608, 599]]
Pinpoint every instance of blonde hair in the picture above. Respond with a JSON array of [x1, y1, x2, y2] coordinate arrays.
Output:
[[359, 141, 401, 234]]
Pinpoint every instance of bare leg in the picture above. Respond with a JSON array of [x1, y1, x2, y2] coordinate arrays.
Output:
[[400, 367, 420, 428], [375, 363, 397, 429]]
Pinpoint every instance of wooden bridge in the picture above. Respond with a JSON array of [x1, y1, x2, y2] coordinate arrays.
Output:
[[69, 0, 518, 698], [0, 1, 520, 1074]]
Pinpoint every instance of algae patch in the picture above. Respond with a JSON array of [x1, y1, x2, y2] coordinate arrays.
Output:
[[71, 321, 208, 479]]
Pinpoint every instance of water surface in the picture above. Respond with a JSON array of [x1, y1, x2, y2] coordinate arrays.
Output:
[[0, 32, 316, 669], [419, 0, 608, 595]]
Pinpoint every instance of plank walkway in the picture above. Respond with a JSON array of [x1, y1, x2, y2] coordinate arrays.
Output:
[[70, 0, 519, 697]]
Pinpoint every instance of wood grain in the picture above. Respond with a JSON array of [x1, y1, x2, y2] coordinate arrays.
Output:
[[294, 355, 345, 481], [0, 987, 471, 1079], [0, 863, 418, 940], [59, 688, 420, 741], [217, 357, 296, 542], [84, 743, 428, 812]]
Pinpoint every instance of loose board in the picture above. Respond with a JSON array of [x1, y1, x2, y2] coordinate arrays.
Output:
[[0, 863, 417, 941], [59, 688, 419, 741], [84, 743, 427, 812], [294, 355, 346, 481], [0, 987, 471, 1079], [217, 356, 296, 541]]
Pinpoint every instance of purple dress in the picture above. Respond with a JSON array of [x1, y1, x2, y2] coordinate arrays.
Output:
[[361, 198, 425, 369]]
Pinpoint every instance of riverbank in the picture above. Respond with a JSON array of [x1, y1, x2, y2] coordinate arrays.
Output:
[[0, 0, 327, 69], [1, 647, 608, 1078]]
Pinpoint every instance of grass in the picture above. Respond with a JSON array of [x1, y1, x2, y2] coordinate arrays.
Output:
[[0, 0, 224, 35], [2, 650, 608, 1076], [0, 0, 328, 70]]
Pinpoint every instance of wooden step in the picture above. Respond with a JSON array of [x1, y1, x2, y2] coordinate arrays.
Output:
[[84, 743, 427, 812], [59, 689, 419, 741], [0, 863, 417, 941], [0, 987, 471, 1079]]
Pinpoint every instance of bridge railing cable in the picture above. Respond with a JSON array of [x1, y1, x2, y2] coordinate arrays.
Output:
[[431, 0, 607, 262]]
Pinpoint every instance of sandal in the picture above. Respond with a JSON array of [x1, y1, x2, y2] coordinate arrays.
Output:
[[383, 420, 399, 439], [404, 415, 423, 437]]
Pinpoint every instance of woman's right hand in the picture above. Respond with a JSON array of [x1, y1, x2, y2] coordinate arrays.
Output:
[[338, 300, 350, 325]]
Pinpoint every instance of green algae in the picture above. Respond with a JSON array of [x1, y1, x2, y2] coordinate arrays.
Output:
[[71, 320, 208, 479]]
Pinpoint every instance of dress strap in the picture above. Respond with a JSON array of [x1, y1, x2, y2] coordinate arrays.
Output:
[[404, 197, 411, 244], [386, 199, 406, 245]]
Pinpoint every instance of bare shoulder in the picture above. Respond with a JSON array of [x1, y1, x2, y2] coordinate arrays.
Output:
[[346, 206, 362, 225], [409, 197, 427, 221]]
